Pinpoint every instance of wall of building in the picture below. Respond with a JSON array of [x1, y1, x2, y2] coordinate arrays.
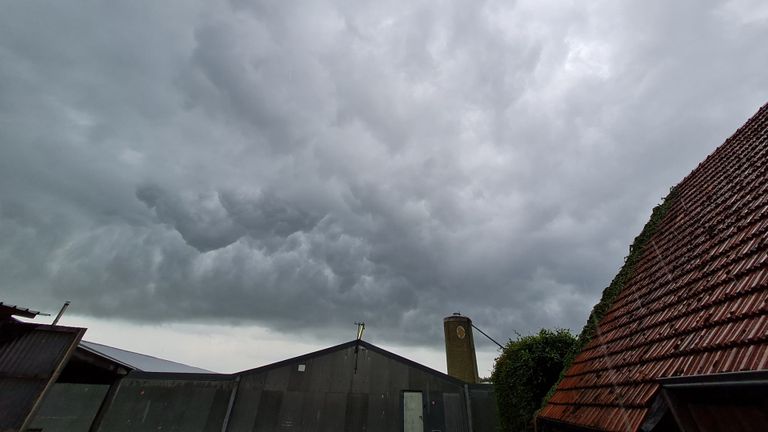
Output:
[[467, 385, 499, 432], [58, 342, 499, 432], [28, 383, 110, 432], [227, 343, 469, 432], [95, 375, 235, 432]]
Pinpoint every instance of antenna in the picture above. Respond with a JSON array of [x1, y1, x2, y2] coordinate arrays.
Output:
[[353, 321, 366, 374], [355, 322, 365, 340]]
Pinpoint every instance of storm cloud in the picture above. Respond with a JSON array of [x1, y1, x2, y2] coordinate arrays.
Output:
[[1, 0, 767, 349]]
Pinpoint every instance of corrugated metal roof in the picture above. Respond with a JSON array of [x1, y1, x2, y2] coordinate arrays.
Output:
[[79, 341, 214, 374], [0, 302, 49, 319], [0, 321, 85, 431], [539, 102, 768, 431]]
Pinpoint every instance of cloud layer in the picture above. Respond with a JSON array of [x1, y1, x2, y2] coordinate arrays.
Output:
[[2, 0, 767, 347]]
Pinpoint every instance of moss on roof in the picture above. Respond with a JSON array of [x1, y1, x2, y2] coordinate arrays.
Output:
[[541, 187, 677, 407]]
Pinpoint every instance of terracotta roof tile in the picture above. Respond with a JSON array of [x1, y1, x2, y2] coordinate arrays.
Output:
[[539, 103, 768, 431]]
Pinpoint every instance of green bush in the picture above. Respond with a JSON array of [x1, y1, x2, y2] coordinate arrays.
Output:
[[492, 329, 577, 432]]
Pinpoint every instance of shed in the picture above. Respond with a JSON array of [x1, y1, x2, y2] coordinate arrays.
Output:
[[92, 339, 498, 432], [3, 303, 498, 431]]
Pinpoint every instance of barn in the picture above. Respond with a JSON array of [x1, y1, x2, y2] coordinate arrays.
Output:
[[1, 305, 499, 431], [94, 339, 498, 432]]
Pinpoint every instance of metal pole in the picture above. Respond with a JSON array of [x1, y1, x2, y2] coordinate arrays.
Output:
[[221, 375, 240, 432], [464, 384, 474, 432], [52, 301, 71, 326]]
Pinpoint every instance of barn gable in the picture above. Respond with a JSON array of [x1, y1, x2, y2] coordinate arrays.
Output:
[[228, 340, 469, 431]]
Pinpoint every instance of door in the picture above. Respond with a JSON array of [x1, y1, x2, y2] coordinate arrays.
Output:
[[403, 391, 423, 432]]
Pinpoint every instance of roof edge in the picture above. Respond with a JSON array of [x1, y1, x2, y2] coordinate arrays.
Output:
[[357, 340, 468, 386], [658, 370, 768, 387], [673, 102, 768, 195], [540, 187, 677, 409], [235, 339, 468, 386], [537, 415, 608, 432], [126, 370, 235, 381], [79, 340, 214, 373], [78, 342, 136, 371]]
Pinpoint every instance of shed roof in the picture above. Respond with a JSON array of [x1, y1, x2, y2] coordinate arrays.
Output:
[[120, 339, 468, 385], [79, 341, 213, 374], [0, 302, 49, 320], [237, 339, 467, 384], [539, 103, 768, 431]]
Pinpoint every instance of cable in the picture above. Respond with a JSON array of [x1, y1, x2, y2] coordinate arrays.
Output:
[[471, 323, 504, 349]]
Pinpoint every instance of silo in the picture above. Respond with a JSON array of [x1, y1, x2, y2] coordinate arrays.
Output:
[[443, 313, 479, 383]]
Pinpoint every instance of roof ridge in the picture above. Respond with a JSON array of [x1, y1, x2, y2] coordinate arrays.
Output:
[[234, 339, 467, 385]]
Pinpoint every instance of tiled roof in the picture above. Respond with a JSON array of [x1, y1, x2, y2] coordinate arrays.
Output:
[[539, 103, 768, 431]]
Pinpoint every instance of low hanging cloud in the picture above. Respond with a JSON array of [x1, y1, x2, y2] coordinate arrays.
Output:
[[1, 0, 767, 347], [135, 185, 321, 252]]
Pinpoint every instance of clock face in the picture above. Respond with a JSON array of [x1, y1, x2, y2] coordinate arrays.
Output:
[[456, 325, 466, 339]]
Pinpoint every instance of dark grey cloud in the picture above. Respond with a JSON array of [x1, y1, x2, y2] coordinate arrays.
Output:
[[1, 0, 767, 348], [135, 185, 320, 252]]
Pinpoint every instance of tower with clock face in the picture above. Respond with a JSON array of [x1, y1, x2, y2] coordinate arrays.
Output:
[[443, 313, 480, 384]]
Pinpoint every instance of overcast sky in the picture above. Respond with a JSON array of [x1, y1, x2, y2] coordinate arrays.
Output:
[[2, 0, 767, 374]]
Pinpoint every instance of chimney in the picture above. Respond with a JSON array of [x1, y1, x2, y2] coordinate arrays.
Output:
[[444, 313, 479, 383]]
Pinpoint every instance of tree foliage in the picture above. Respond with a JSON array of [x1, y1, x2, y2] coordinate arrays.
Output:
[[491, 329, 577, 432]]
